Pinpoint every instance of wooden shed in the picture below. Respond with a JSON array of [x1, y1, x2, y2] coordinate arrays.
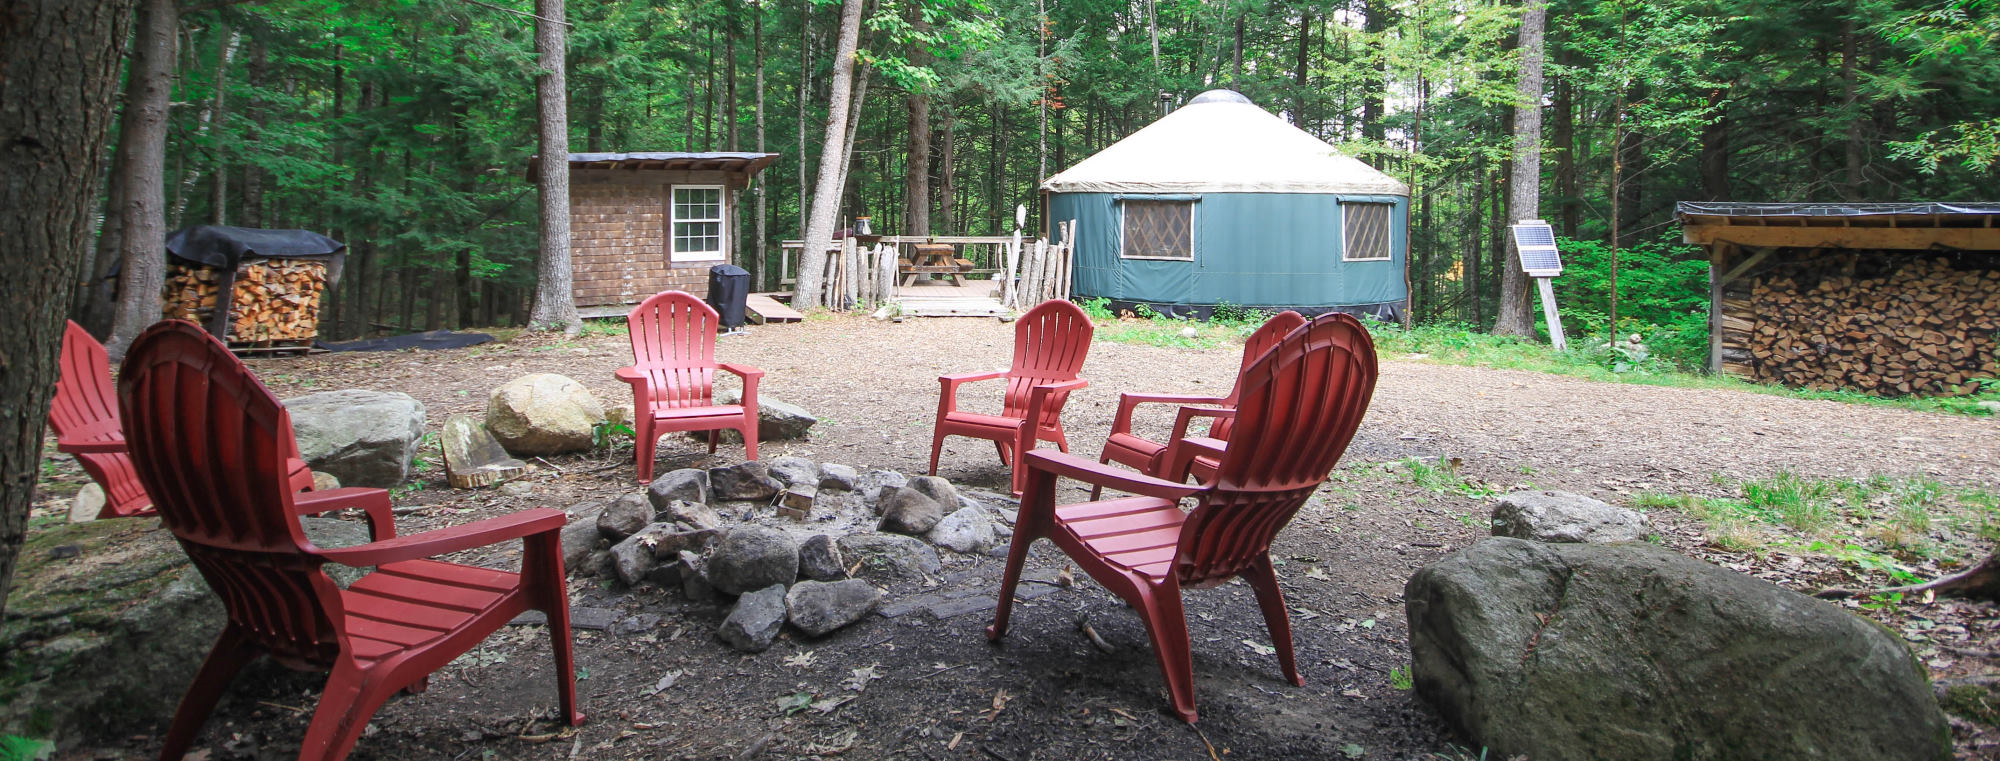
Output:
[[529, 151, 779, 315], [1679, 202, 2000, 396]]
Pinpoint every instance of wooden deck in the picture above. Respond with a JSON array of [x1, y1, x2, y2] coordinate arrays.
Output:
[[896, 279, 1009, 318], [746, 293, 804, 323]]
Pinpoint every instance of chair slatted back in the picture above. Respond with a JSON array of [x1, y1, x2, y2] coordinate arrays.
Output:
[[50, 321, 151, 513], [1002, 300, 1093, 428], [119, 321, 344, 666], [1176, 314, 1378, 587], [1207, 311, 1307, 442], [628, 291, 721, 410]]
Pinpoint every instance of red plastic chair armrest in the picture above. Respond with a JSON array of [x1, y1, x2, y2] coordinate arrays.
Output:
[[1023, 449, 1205, 502], [937, 370, 1007, 414], [318, 508, 567, 567], [1023, 378, 1088, 434], [1110, 392, 1229, 434], [613, 366, 646, 385], [1161, 436, 1228, 483], [293, 487, 399, 541], [717, 362, 762, 381], [1169, 405, 1237, 442]]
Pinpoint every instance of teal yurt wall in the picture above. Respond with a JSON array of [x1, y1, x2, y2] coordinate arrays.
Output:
[[1041, 90, 1411, 319]]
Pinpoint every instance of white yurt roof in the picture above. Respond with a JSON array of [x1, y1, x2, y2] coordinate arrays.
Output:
[[1040, 90, 1409, 196]]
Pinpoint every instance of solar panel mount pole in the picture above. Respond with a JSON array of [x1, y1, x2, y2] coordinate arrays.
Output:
[[1535, 276, 1567, 352]]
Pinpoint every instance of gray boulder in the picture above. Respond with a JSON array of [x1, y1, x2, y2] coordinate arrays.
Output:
[[858, 470, 909, 500], [817, 463, 860, 492], [560, 501, 608, 570], [799, 534, 847, 581], [677, 551, 719, 603], [647, 468, 710, 508], [629, 522, 720, 560], [1491, 490, 1649, 544], [1405, 538, 1949, 761], [877, 487, 944, 535], [595, 492, 654, 542], [836, 533, 942, 580], [715, 389, 818, 441], [907, 475, 960, 509], [927, 507, 998, 554], [663, 499, 725, 531], [707, 526, 800, 595], [283, 389, 426, 487], [785, 580, 883, 637], [607, 533, 658, 587], [765, 456, 819, 488], [717, 584, 788, 652], [709, 461, 783, 502], [486, 374, 605, 456]]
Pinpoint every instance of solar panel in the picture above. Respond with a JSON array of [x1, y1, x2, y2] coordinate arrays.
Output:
[[1510, 220, 1563, 277]]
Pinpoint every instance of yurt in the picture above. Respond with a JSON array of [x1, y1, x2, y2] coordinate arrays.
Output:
[[1042, 89, 1410, 319]]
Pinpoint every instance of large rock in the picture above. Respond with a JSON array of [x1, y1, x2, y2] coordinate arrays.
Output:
[[485, 374, 605, 456], [283, 389, 427, 487], [877, 487, 944, 535], [716, 389, 818, 440], [927, 507, 997, 554], [1490, 490, 1649, 544], [785, 580, 883, 637], [707, 526, 800, 595], [1404, 538, 1949, 761], [560, 501, 608, 570], [709, 461, 783, 502], [595, 492, 655, 542], [907, 476, 960, 509], [67, 483, 105, 523], [607, 533, 658, 587], [717, 584, 788, 652], [764, 456, 819, 488], [836, 533, 942, 580], [439, 414, 526, 488], [647, 468, 710, 508], [662, 499, 725, 532], [798, 534, 847, 581], [817, 463, 860, 492]]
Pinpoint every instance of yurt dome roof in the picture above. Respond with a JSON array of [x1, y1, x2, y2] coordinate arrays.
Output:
[[1040, 89, 1409, 196]]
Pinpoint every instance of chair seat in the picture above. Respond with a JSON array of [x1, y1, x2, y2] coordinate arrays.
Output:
[[650, 404, 746, 423], [1101, 432, 1168, 471], [340, 560, 519, 664], [941, 410, 1029, 434], [1053, 497, 1185, 581]]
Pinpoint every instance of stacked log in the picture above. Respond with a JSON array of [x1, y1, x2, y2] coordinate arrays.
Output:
[[162, 259, 327, 345], [1719, 251, 1998, 397]]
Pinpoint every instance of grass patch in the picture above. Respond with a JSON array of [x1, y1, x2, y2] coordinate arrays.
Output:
[[1941, 683, 2000, 729], [1395, 457, 1498, 499]]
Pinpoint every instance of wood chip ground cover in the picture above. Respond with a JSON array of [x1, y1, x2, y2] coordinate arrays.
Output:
[[26, 314, 2000, 760]]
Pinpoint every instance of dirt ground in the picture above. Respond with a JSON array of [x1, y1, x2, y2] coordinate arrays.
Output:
[[29, 313, 2000, 760]]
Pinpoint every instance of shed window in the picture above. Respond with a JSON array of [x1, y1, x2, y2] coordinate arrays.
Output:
[[1120, 201, 1194, 260], [671, 186, 725, 261], [1342, 202, 1393, 262]]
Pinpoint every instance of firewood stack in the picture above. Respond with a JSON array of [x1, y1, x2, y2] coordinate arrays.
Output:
[[1722, 252, 1999, 397], [162, 259, 328, 346]]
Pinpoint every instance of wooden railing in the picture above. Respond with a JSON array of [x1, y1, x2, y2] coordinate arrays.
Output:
[[778, 226, 1075, 312]]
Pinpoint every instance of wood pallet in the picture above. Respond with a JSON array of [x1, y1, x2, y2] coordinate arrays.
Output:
[[746, 293, 804, 323]]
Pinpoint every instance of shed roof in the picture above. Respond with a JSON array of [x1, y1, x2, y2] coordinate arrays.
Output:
[[526, 151, 780, 181], [1040, 90, 1408, 196], [1678, 201, 2000, 251]]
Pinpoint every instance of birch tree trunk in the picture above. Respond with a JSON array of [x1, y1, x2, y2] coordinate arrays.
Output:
[[795, 0, 864, 310], [527, 0, 580, 335], [0, 0, 133, 622], [1492, 4, 1544, 338], [753, 4, 768, 289], [105, 0, 179, 359]]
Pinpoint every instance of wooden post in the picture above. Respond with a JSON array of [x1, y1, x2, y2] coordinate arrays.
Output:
[[1005, 232, 1023, 307], [878, 243, 896, 302], [1534, 277, 1567, 352], [1708, 242, 1728, 374]]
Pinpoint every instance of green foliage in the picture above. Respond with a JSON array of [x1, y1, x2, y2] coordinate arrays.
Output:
[[1389, 666, 1414, 691], [592, 420, 635, 450], [0, 737, 49, 761], [1739, 471, 1839, 535], [1398, 457, 1498, 499], [1078, 296, 1115, 322]]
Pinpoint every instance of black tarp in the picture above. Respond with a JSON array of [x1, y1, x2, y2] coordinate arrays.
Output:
[[1677, 202, 2000, 217], [316, 330, 494, 352], [165, 225, 345, 270]]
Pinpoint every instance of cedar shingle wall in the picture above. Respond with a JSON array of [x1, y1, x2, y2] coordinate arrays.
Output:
[[570, 182, 708, 306]]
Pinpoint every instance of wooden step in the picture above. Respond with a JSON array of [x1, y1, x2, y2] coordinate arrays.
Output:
[[746, 293, 804, 323]]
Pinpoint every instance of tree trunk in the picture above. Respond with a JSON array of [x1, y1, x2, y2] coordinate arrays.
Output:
[[904, 5, 933, 237], [1361, 0, 1387, 164], [78, 112, 125, 337], [242, 34, 266, 228], [795, 0, 865, 310], [938, 103, 956, 233], [527, 0, 579, 335], [1552, 42, 1577, 237], [1841, 19, 1864, 200], [1493, 4, 1543, 338], [752, 5, 767, 289], [171, 23, 239, 229], [105, 0, 179, 359], [1699, 86, 1730, 200], [208, 30, 237, 225], [0, 0, 133, 623], [725, 0, 738, 151], [1295, 6, 1311, 129]]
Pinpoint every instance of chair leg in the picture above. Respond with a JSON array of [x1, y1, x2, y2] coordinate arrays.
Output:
[[296, 662, 389, 761], [1246, 556, 1304, 687], [986, 529, 1035, 642], [928, 428, 946, 476], [706, 430, 719, 454], [529, 533, 587, 727], [1090, 450, 1113, 501], [741, 419, 759, 461], [634, 429, 657, 484], [158, 625, 256, 761], [993, 439, 1012, 467], [1133, 584, 1200, 723]]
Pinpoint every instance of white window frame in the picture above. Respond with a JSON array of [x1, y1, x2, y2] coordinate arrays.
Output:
[[1117, 199, 1197, 261], [1341, 202, 1394, 262], [670, 184, 727, 262]]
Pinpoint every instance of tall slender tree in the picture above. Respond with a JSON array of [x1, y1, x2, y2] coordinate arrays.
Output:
[[103, 0, 179, 358], [1493, 3, 1544, 338], [528, 0, 580, 335], [795, 0, 865, 310]]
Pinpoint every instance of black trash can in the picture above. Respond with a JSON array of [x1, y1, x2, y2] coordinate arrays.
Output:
[[707, 264, 750, 330]]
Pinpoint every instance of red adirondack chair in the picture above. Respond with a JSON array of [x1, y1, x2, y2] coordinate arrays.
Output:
[[617, 290, 764, 482], [1095, 311, 1306, 497], [929, 299, 1094, 494], [987, 313, 1378, 723], [120, 321, 583, 761], [49, 320, 315, 519]]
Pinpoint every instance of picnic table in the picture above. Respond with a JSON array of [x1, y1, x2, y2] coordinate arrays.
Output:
[[901, 243, 968, 287]]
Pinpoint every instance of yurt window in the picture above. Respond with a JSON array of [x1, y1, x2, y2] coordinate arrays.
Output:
[[1342, 202, 1393, 262], [671, 185, 726, 262], [1119, 200, 1195, 260]]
